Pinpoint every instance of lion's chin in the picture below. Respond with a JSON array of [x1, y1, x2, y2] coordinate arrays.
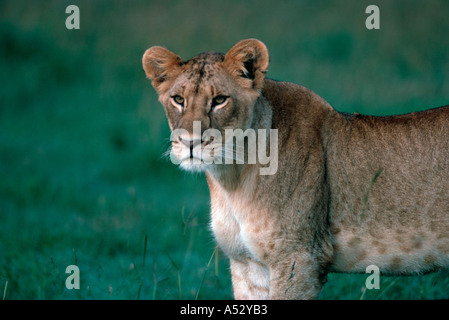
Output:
[[179, 158, 208, 172]]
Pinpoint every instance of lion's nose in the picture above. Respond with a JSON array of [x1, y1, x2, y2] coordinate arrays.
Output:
[[178, 136, 202, 149]]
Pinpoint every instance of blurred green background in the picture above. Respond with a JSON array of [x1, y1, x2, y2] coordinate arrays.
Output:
[[1, 0, 448, 300]]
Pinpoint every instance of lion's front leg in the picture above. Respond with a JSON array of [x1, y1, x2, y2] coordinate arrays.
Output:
[[268, 253, 324, 300], [230, 259, 270, 300]]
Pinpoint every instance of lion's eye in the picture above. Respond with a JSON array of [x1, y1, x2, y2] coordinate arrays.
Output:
[[212, 95, 228, 108], [172, 95, 185, 106]]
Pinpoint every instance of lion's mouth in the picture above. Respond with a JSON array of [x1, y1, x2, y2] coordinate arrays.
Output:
[[170, 140, 221, 167], [181, 157, 203, 164], [178, 156, 207, 172]]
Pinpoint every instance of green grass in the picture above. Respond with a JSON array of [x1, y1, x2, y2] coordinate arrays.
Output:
[[1, 0, 448, 300]]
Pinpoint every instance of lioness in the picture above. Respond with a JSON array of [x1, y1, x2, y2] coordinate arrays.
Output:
[[142, 39, 449, 299]]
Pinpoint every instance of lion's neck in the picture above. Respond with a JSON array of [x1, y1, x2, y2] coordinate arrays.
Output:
[[249, 95, 273, 135]]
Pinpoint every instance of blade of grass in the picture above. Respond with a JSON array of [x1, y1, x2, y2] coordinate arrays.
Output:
[[3, 281, 8, 300], [136, 280, 143, 300], [195, 246, 218, 300], [164, 251, 184, 300], [73, 248, 78, 265], [137, 235, 148, 300], [215, 248, 219, 277], [359, 168, 383, 225], [374, 277, 400, 300], [178, 270, 182, 300], [360, 286, 366, 300], [142, 235, 148, 269], [152, 261, 158, 300]]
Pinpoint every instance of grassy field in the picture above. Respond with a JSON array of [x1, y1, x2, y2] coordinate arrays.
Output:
[[1, 0, 448, 300]]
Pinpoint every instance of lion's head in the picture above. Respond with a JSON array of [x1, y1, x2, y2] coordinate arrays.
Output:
[[142, 39, 269, 172]]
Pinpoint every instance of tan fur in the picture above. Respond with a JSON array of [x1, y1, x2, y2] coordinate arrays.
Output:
[[142, 39, 449, 299]]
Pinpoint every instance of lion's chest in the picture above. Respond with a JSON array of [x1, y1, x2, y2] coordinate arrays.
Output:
[[210, 194, 272, 262]]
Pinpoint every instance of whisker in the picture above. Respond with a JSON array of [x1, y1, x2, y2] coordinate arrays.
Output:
[[161, 146, 174, 161]]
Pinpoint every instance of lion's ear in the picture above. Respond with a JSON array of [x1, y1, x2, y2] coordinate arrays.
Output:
[[224, 39, 269, 91], [142, 46, 182, 91]]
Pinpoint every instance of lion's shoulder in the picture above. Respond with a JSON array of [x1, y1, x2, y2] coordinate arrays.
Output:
[[261, 78, 335, 133]]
